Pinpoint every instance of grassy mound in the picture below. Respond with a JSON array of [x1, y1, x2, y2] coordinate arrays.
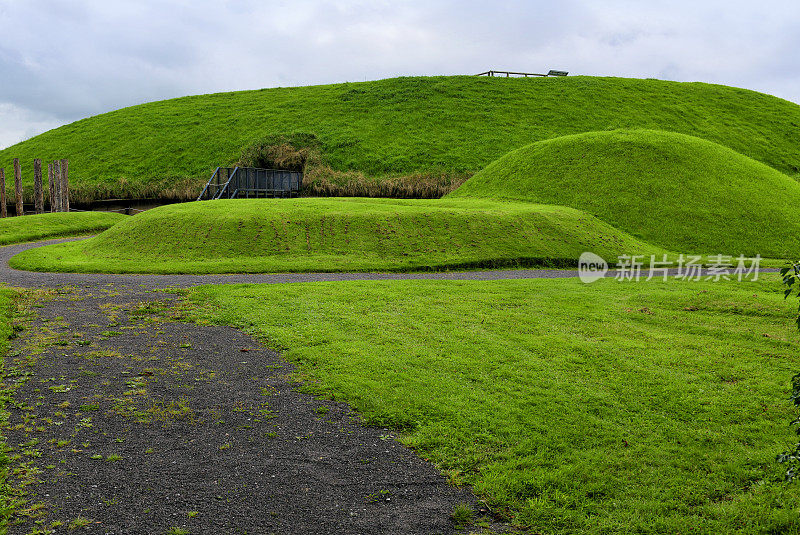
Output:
[[449, 129, 800, 258], [0, 211, 127, 246], [9, 198, 668, 274], [2, 76, 800, 202]]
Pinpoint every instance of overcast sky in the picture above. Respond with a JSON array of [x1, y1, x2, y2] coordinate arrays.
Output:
[[0, 0, 798, 149]]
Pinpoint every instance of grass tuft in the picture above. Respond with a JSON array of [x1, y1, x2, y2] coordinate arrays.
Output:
[[68, 516, 91, 529], [451, 502, 474, 529]]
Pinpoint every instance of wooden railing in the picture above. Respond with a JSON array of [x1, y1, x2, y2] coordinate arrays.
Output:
[[476, 69, 568, 77], [198, 167, 302, 201]]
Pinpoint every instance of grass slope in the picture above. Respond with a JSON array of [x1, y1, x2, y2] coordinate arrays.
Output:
[[2, 76, 800, 201], [0, 212, 127, 246], [9, 198, 668, 274], [449, 129, 800, 259], [189, 276, 800, 534]]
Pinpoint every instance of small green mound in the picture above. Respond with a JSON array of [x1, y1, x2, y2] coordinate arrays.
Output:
[[0, 211, 127, 246], [9, 198, 668, 274], [449, 129, 800, 258]]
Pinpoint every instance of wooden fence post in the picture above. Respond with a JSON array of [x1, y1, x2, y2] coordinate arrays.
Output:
[[52, 160, 62, 212], [60, 159, 69, 212], [13, 158, 22, 216], [0, 168, 6, 218], [48, 162, 55, 212], [34, 159, 44, 214]]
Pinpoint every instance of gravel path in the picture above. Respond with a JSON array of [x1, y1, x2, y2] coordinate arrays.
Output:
[[5, 285, 482, 534], [1, 240, 515, 534], [0, 238, 587, 289]]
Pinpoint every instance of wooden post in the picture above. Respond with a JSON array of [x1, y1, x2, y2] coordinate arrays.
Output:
[[52, 160, 62, 212], [13, 158, 23, 216], [60, 159, 69, 212], [34, 159, 44, 214], [48, 162, 55, 212], [0, 168, 6, 218]]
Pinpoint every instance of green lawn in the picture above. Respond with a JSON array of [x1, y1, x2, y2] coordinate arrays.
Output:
[[0, 287, 15, 526], [449, 129, 800, 259], [0, 287, 14, 357], [8, 198, 669, 274], [3, 76, 800, 202], [188, 276, 800, 533], [0, 212, 127, 246]]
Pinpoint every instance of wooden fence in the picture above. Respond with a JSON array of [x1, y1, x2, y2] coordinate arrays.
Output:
[[0, 158, 70, 217], [476, 69, 568, 77]]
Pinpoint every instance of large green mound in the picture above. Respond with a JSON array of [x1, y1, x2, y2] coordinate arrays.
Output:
[[0, 211, 127, 246], [449, 129, 800, 258], [9, 198, 668, 274], [2, 76, 799, 201]]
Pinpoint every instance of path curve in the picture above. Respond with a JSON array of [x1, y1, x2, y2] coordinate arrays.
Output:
[[0, 238, 590, 289], [1, 238, 774, 289]]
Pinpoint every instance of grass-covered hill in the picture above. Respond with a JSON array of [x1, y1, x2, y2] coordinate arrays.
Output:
[[9, 198, 669, 274], [449, 129, 800, 258], [2, 76, 800, 202]]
